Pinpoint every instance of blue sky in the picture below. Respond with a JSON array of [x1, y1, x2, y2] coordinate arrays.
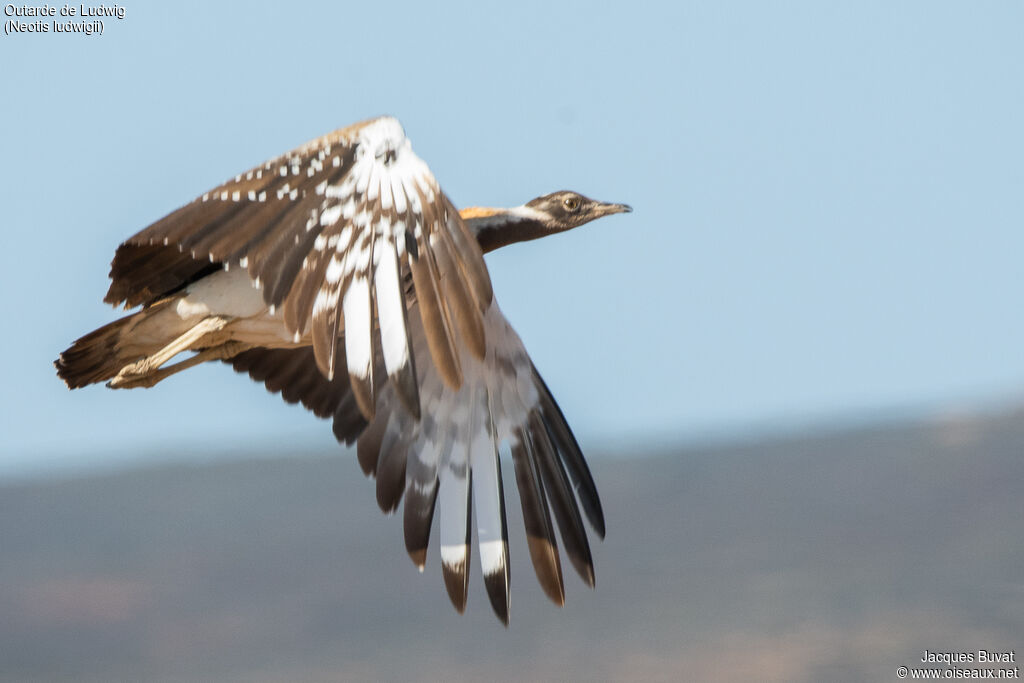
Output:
[[2, 2, 1022, 476]]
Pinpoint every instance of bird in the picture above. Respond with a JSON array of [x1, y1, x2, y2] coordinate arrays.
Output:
[[55, 116, 631, 624]]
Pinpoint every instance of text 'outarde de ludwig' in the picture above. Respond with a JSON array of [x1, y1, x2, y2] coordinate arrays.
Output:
[[3, 4, 126, 19]]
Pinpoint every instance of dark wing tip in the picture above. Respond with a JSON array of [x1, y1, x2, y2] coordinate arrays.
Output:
[[581, 564, 596, 589], [532, 366, 606, 538], [375, 441, 407, 514], [511, 436, 567, 607], [442, 560, 470, 614], [528, 411, 597, 588], [403, 480, 438, 570], [483, 571, 511, 626], [407, 548, 427, 570], [526, 535, 566, 606]]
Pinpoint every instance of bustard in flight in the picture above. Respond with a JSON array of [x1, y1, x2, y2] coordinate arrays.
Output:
[[56, 116, 631, 624]]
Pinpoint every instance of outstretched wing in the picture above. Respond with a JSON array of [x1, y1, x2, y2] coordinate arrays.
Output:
[[105, 116, 491, 418], [227, 300, 605, 624], [106, 115, 604, 623]]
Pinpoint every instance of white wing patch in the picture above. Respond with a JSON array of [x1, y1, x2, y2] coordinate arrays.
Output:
[[342, 277, 372, 381], [299, 117, 447, 406], [178, 268, 266, 320], [374, 235, 410, 378]]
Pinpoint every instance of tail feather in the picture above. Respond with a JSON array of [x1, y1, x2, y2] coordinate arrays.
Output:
[[55, 300, 178, 389], [56, 314, 144, 388]]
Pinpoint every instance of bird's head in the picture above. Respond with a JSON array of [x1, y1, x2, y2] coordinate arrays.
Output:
[[524, 191, 632, 231], [464, 191, 631, 253]]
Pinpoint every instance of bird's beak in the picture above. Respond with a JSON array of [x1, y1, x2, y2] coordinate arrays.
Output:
[[597, 202, 632, 216]]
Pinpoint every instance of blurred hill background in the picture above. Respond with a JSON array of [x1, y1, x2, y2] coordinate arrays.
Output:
[[3, 408, 1020, 683], [4, 3, 1023, 681]]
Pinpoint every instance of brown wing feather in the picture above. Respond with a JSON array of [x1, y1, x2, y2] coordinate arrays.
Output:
[[106, 127, 364, 309], [105, 118, 492, 430]]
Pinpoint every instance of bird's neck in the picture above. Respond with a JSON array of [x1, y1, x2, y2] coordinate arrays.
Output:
[[460, 206, 551, 254]]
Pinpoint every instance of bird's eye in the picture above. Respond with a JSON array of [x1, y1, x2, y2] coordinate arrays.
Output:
[[563, 196, 580, 211]]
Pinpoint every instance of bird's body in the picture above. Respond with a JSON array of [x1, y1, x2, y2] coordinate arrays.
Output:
[[56, 116, 630, 623]]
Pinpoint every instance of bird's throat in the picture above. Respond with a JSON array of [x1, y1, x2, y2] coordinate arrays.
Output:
[[461, 207, 551, 253]]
